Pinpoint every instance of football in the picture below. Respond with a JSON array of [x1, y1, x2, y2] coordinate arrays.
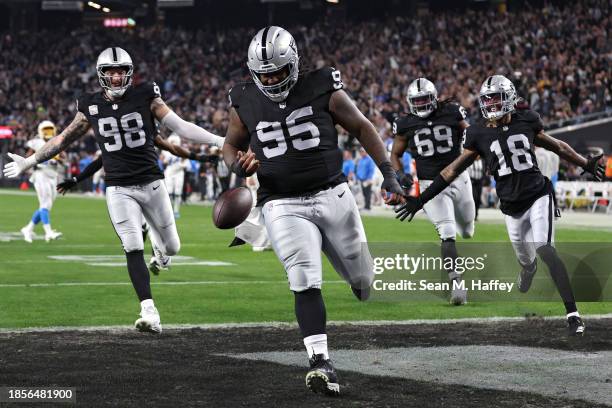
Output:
[[212, 187, 253, 229]]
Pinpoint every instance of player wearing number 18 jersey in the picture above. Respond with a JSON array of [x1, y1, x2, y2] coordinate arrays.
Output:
[[3, 47, 224, 334], [395, 75, 605, 336], [223, 26, 404, 397], [392, 78, 474, 306]]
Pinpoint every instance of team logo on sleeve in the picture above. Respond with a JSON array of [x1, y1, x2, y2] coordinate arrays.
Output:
[[89, 105, 99, 115]]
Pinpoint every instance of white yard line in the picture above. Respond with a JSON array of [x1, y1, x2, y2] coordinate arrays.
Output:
[[0, 280, 346, 288], [1, 314, 611, 334]]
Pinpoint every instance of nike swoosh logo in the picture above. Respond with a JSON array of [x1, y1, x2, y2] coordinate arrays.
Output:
[[338, 191, 346, 198], [153, 185, 160, 190]]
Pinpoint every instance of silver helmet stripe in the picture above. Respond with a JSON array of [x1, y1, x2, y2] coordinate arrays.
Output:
[[487, 76, 493, 88], [112, 47, 118, 63], [417, 78, 421, 92]]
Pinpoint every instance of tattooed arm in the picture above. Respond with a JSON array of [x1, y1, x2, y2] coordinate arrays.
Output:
[[4, 112, 91, 178], [35, 112, 91, 163]]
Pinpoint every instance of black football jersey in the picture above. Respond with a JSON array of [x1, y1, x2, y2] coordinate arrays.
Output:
[[229, 67, 346, 206], [77, 82, 163, 187], [393, 103, 467, 180], [463, 109, 549, 215]]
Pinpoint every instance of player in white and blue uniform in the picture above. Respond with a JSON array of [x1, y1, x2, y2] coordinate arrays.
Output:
[[20, 120, 63, 243], [160, 133, 189, 218]]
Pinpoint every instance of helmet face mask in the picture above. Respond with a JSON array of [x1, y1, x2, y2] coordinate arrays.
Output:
[[479, 75, 517, 120], [96, 47, 133, 98], [407, 78, 438, 118], [247, 26, 299, 103]]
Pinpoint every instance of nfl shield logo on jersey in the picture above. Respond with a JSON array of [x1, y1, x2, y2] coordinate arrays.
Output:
[[112, 104, 119, 110], [88, 105, 98, 115]]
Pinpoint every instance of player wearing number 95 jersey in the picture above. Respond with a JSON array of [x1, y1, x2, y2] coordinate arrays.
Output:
[[223, 26, 404, 397], [3, 47, 224, 334], [392, 78, 474, 306], [395, 75, 605, 336]]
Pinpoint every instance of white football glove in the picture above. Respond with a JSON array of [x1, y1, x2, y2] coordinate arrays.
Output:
[[3, 153, 37, 178]]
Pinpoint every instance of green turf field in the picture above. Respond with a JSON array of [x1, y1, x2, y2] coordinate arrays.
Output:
[[0, 189, 610, 329]]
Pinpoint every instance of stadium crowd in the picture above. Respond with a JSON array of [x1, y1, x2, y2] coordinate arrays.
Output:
[[0, 0, 609, 204]]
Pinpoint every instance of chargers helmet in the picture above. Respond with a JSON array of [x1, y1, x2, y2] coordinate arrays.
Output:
[[37, 120, 56, 141]]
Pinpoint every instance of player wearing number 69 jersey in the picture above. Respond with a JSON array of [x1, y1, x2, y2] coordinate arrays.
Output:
[[3, 47, 224, 334], [392, 78, 474, 306], [395, 75, 605, 336], [224, 26, 404, 397]]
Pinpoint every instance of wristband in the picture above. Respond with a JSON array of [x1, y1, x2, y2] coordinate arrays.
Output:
[[419, 175, 449, 204], [378, 161, 397, 179]]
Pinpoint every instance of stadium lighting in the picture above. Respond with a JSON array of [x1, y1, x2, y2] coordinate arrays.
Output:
[[102, 7, 110, 12], [326, 0, 339, 3], [87, 1, 101, 9]]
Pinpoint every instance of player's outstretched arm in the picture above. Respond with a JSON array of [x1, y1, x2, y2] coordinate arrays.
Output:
[[150, 98, 224, 148], [222, 107, 258, 177], [390, 135, 413, 191], [57, 156, 103, 195], [154, 135, 218, 164], [329, 90, 404, 205], [3, 112, 90, 178], [534, 131, 605, 181], [395, 149, 479, 222]]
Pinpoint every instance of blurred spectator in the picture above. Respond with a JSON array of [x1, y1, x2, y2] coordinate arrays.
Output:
[[355, 148, 375, 211]]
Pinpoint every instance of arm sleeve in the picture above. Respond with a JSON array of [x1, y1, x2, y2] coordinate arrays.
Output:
[[462, 127, 480, 153], [530, 111, 545, 133], [75, 156, 103, 183], [160, 111, 225, 147]]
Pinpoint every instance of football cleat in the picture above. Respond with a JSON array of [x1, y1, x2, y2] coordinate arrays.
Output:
[[517, 260, 537, 293], [450, 279, 467, 306], [20, 227, 33, 243], [567, 316, 585, 336], [351, 285, 370, 301], [305, 354, 340, 397], [135, 305, 162, 334], [44, 230, 62, 242]]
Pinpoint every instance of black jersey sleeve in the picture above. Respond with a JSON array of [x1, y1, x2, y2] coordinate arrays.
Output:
[[392, 116, 413, 138], [76, 93, 89, 115], [143, 81, 162, 101], [449, 103, 468, 122], [228, 85, 245, 109], [309, 67, 344, 96], [525, 110, 544, 133], [463, 126, 481, 154]]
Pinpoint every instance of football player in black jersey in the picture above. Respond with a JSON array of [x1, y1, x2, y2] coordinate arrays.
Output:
[[4, 47, 224, 334], [222, 26, 404, 396], [395, 75, 605, 336], [392, 78, 474, 305]]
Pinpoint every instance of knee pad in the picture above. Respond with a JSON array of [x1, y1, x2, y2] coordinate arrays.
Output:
[[121, 234, 145, 253], [165, 237, 180, 256], [436, 221, 456, 241]]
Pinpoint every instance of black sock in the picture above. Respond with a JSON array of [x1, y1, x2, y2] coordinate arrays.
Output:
[[536, 245, 577, 314], [294, 288, 326, 337], [441, 238, 460, 280], [125, 250, 152, 301]]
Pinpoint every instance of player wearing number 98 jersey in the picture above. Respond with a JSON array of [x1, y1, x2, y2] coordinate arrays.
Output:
[[224, 26, 405, 397], [3, 46, 225, 334], [392, 78, 474, 306], [395, 75, 606, 336]]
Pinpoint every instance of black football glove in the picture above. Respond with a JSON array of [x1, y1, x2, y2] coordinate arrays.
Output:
[[56, 177, 78, 195], [581, 154, 605, 181], [379, 162, 405, 203], [394, 196, 423, 222], [397, 171, 414, 193]]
